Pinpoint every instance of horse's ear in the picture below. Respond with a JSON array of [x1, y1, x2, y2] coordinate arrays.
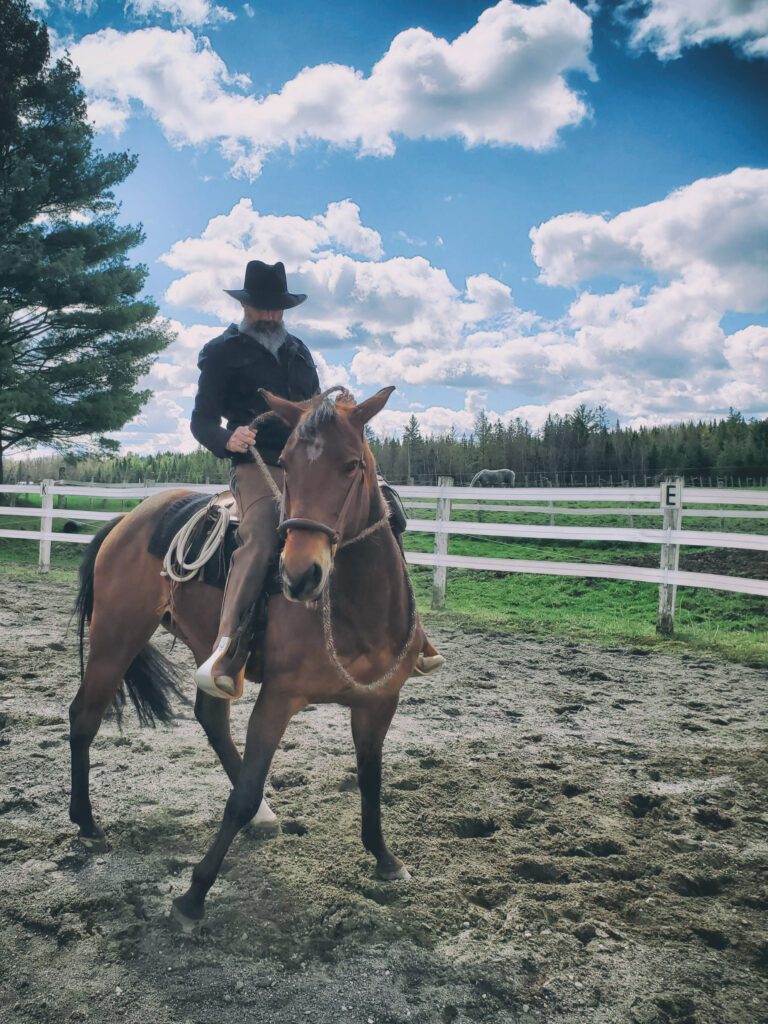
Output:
[[259, 389, 304, 429], [348, 386, 395, 430]]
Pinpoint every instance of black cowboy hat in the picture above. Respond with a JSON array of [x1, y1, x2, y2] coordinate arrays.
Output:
[[224, 260, 307, 310]]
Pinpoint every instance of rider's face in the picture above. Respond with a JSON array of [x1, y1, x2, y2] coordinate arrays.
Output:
[[242, 304, 283, 327]]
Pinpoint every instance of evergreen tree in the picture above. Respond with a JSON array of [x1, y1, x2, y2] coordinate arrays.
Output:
[[0, 0, 173, 482], [402, 414, 424, 481]]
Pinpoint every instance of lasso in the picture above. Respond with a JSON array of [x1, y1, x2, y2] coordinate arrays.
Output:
[[161, 497, 232, 583]]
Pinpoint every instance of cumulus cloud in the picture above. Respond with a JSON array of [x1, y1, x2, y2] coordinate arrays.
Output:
[[622, 0, 768, 59], [350, 170, 768, 425], [69, 0, 594, 178], [32, 0, 233, 23], [111, 170, 768, 452], [160, 198, 520, 348], [530, 167, 768, 309], [126, 1, 235, 26]]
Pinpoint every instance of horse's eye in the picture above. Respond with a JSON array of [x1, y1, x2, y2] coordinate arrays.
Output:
[[343, 459, 359, 473]]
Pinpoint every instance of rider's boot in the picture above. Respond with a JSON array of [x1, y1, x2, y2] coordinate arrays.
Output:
[[387, 520, 446, 677], [194, 607, 254, 700], [413, 637, 446, 676]]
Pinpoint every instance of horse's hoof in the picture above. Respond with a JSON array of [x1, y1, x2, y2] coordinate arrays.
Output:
[[377, 863, 412, 881], [244, 798, 279, 839], [78, 832, 109, 853], [244, 819, 280, 840], [170, 898, 203, 935]]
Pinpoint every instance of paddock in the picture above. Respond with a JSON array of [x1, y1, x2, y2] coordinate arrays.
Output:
[[0, 572, 765, 1024]]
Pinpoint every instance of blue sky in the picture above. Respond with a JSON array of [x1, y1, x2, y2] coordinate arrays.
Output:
[[33, 0, 768, 451]]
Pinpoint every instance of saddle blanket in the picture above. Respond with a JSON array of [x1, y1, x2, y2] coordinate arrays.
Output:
[[147, 492, 238, 590]]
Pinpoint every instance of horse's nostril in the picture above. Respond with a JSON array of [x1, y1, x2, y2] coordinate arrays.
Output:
[[283, 563, 324, 600]]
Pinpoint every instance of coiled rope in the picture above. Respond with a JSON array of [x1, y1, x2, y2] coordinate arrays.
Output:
[[162, 497, 232, 583]]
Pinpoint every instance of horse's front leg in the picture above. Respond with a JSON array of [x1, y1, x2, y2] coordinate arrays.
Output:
[[193, 691, 278, 835], [351, 695, 410, 881], [172, 685, 302, 927]]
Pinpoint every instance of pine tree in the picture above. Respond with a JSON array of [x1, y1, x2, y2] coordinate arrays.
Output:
[[0, 0, 173, 482]]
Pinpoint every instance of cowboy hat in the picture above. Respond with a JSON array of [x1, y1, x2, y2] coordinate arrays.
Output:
[[224, 260, 307, 310]]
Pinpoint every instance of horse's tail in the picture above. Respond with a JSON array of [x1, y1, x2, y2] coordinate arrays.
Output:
[[118, 644, 187, 728], [75, 517, 125, 682], [74, 514, 187, 727], [469, 471, 482, 487]]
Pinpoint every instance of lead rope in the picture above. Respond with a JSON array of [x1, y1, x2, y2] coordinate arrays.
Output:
[[320, 568, 418, 693]]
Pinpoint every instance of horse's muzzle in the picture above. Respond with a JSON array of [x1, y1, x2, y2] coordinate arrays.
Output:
[[279, 521, 335, 604], [281, 561, 323, 602]]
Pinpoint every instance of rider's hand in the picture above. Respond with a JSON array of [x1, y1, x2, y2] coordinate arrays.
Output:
[[225, 426, 256, 454]]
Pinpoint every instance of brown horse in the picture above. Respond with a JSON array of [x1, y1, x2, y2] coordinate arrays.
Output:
[[70, 386, 424, 927]]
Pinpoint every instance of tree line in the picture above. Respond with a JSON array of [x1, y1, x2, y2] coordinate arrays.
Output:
[[6, 405, 768, 487]]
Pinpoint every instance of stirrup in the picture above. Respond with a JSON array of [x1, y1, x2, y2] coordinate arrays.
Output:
[[413, 652, 446, 676], [194, 638, 245, 701]]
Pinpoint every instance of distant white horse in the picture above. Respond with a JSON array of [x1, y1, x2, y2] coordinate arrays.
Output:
[[470, 468, 515, 487]]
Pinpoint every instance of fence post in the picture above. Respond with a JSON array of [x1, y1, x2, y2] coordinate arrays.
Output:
[[656, 477, 684, 635], [38, 479, 54, 573], [432, 476, 453, 610]]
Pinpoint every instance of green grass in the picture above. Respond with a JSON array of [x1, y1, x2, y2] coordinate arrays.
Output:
[[410, 566, 768, 667], [402, 513, 768, 667], [2, 492, 766, 666]]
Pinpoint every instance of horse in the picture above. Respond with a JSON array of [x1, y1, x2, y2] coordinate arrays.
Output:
[[69, 385, 424, 929], [470, 468, 515, 487]]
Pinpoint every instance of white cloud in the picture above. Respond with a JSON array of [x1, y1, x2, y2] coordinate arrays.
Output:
[[530, 167, 768, 309], [70, 0, 594, 178], [160, 198, 520, 348], [110, 170, 768, 452], [623, 0, 768, 59], [351, 171, 768, 424], [126, 1, 235, 26]]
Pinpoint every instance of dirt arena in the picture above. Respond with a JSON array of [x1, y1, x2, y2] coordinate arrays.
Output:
[[0, 573, 766, 1024]]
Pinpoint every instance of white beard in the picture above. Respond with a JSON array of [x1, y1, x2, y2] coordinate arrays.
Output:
[[239, 318, 287, 355]]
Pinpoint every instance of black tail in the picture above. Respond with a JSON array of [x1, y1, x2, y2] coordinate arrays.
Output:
[[75, 517, 126, 682], [74, 515, 188, 728], [117, 643, 188, 728]]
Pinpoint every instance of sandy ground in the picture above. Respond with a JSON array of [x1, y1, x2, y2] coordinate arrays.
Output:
[[0, 573, 766, 1024]]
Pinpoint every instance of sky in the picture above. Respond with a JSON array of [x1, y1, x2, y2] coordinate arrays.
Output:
[[30, 0, 768, 453]]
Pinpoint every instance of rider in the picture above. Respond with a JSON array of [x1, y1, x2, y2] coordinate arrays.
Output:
[[191, 260, 444, 700]]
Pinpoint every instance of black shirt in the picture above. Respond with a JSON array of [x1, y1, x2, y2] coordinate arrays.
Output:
[[190, 324, 320, 465]]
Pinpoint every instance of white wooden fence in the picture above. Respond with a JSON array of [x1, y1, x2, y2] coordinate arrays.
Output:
[[1, 478, 767, 634]]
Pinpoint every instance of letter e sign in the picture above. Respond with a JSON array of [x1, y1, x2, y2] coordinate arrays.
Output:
[[661, 480, 682, 508]]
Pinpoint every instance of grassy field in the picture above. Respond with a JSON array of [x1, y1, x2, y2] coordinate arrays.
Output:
[[2, 488, 766, 666]]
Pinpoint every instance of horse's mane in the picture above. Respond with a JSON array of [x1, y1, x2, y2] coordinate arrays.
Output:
[[297, 386, 356, 440]]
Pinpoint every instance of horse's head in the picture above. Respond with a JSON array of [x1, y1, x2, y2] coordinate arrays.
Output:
[[260, 385, 395, 603]]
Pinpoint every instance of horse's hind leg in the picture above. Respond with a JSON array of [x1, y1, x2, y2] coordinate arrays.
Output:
[[69, 605, 161, 843], [172, 687, 301, 927], [351, 696, 410, 881]]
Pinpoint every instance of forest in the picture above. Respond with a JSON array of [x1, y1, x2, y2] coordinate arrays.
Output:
[[5, 405, 768, 487]]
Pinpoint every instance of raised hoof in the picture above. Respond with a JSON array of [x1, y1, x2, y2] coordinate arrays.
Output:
[[171, 897, 203, 935], [412, 653, 446, 676], [377, 863, 412, 881]]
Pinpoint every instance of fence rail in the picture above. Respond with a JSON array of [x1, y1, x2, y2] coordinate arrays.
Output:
[[2, 478, 767, 633]]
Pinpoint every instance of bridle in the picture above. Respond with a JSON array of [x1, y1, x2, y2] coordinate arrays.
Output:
[[277, 451, 368, 551]]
